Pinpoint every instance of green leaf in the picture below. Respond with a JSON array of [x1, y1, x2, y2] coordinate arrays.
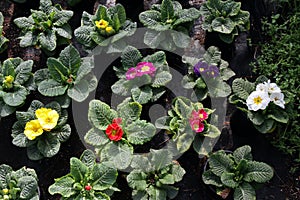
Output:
[[131, 86, 153, 104], [244, 161, 274, 183], [127, 170, 148, 190], [111, 79, 131, 96], [205, 124, 221, 138], [47, 57, 68, 82], [247, 111, 265, 125], [233, 145, 253, 163], [212, 17, 235, 34], [161, 0, 174, 22], [95, 5, 108, 21], [54, 124, 71, 143], [91, 164, 117, 190], [54, 24, 72, 39], [67, 79, 89, 102], [48, 176, 76, 197], [74, 26, 94, 48], [14, 17, 34, 29], [59, 45, 81, 75], [19, 32, 38, 47], [147, 186, 167, 200], [171, 31, 190, 48], [37, 134, 60, 157], [121, 46, 142, 70], [159, 174, 174, 185], [267, 109, 289, 123], [151, 149, 172, 171], [2, 58, 16, 77], [254, 119, 275, 134], [0, 164, 12, 188], [27, 145, 44, 160], [88, 100, 117, 130], [173, 8, 200, 27], [139, 10, 164, 29], [16, 111, 35, 123], [80, 149, 96, 169], [209, 150, 234, 176], [221, 172, 239, 188], [174, 97, 192, 119], [202, 169, 223, 187], [152, 71, 172, 87], [39, 30, 57, 51], [126, 120, 156, 145], [70, 157, 88, 182], [53, 10, 73, 26], [14, 60, 33, 85], [75, 57, 93, 83], [233, 183, 256, 200], [232, 78, 255, 100], [18, 176, 38, 199], [144, 30, 165, 49], [171, 164, 186, 182], [38, 79, 68, 96], [84, 128, 109, 147], [12, 133, 29, 147], [117, 101, 142, 124], [0, 101, 16, 117], [3, 86, 28, 107]]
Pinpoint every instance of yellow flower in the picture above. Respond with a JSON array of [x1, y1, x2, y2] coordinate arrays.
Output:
[[4, 75, 14, 84], [24, 120, 44, 140], [35, 108, 59, 131], [105, 26, 114, 33], [2, 189, 9, 195], [95, 19, 109, 29]]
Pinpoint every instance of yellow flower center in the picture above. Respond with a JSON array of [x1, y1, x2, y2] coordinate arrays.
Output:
[[253, 96, 263, 105], [141, 66, 150, 72], [4, 75, 14, 84], [95, 19, 109, 29], [199, 68, 205, 72], [2, 189, 9, 195], [111, 129, 117, 136], [199, 113, 204, 118], [211, 71, 215, 76], [24, 120, 44, 140], [105, 26, 113, 33], [35, 108, 59, 131]]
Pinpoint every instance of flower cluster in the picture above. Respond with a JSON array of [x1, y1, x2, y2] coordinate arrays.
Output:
[[189, 109, 208, 133], [125, 62, 156, 80], [24, 108, 59, 140], [95, 19, 114, 34], [2, 75, 14, 89], [105, 118, 123, 141], [246, 80, 285, 111], [194, 61, 220, 78]]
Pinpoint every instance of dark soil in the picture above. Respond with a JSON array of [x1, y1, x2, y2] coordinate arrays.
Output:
[[0, 0, 298, 200]]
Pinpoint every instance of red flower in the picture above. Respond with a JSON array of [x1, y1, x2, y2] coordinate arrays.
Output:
[[105, 121, 123, 141], [190, 109, 208, 122], [85, 185, 92, 191], [189, 119, 205, 133]]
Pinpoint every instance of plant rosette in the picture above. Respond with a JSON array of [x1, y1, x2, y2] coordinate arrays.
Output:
[[0, 58, 35, 117], [139, 0, 200, 49], [74, 3, 136, 52], [0, 164, 39, 200], [49, 149, 119, 199], [11, 100, 71, 160], [229, 75, 289, 133], [84, 98, 156, 170], [0, 12, 9, 53], [111, 46, 172, 104], [127, 149, 186, 200], [182, 46, 235, 101], [199, 0, 250, 44], [155, 96, 220, 155], [13, 0, 73, 53], [202, 145, 274, 200], [34, 44, 97, 103]]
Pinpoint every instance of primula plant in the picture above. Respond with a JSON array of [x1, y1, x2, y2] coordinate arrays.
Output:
[[0, 58, 34, 117], [74, 3, 136, 51], [199, 0, 250, 43], [229, 75, 289, 133], [84, 98, 156, 170], [139, 0, 200, 49], [112, 46, 172, 104], [0, 164, 39, 200], [34, 45, 97, 103], [182, 46, 235, 100], [155, 96, 220, 154], [202, 145, 274, 200], [0, 12, 9, 53], [49, 150, 119, 199], [13, 0, 73, 52], [11, 100, 71, 160], [127, 149, 186, 200]]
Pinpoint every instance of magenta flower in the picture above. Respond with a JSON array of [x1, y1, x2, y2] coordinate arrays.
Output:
[[126, 67, 137, 80], [136, 62, 156, 77], [189, 119, 205, 133]]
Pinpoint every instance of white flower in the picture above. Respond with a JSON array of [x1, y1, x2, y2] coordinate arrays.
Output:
[[270, 92, 285, 109], [246, 91, 270, 111], [256, 83, 268, 92], [264, 80, 281, 93]]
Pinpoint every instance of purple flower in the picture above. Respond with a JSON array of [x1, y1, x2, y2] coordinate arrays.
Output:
[[126, 67, 137, 80], [205, 65, 220, 78], [193, 61, 209, 77], [136, 62, 156, 77]]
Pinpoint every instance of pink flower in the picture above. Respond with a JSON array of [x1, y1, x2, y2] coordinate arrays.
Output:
[[126, 67, 137, 80], [190, 109, 208, 122], [105, 121, 123, 141], [189, 119, 205, 133], [136, 62, 156, 77]]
